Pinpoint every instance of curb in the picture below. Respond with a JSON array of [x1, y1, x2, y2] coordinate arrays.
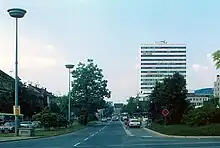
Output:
[[0, 126, 87, 143], [143, 127, 220, 139]]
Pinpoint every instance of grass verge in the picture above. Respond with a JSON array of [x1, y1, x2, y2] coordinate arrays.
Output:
[[149, 123, 220, 136], [35, 124, 85, 137], [0, 124, 85, 138]]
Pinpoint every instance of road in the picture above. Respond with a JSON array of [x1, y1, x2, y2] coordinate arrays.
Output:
[[1, 121, 220, 147]]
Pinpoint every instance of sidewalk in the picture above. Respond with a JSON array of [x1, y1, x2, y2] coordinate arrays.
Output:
[[0, 136, 35, 142]]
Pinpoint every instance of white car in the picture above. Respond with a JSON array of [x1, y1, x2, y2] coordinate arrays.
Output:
[[101, 118, 107, 122], [20, 121, 32, 128], [128, 119, 141, 128]]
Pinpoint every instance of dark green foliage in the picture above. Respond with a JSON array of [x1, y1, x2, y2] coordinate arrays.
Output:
[[71, 59, 111, 125], [148, 72, 189, 124]]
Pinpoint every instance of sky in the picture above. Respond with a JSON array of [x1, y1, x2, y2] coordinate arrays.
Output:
[[0, 0, 220, 103]]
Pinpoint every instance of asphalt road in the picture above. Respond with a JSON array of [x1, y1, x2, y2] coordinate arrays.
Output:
[[1, 121, 220, 147]]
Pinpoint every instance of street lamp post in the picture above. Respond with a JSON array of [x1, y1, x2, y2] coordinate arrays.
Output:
[[8, 8, 27, 136], [65, 64, 74, 123]]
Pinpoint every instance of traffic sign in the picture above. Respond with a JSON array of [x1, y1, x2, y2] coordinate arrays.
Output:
[[162, 109, 169, 117], [13, 106, 20, 115]]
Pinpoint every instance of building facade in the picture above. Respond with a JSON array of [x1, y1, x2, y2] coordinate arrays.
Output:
[[139, 41, 186, 97], [186, 93, 210, 108], [214, 75, 220, 98]]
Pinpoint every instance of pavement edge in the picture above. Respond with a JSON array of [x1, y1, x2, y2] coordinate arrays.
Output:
[[0, 126, 88, 143], [143, 127, 220, 139]]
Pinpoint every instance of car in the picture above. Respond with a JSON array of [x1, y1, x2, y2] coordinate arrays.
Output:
[[107, 117, 111, 121], [128, 119, 141, 128], [0, 122, 16, 133], [20, 121, 32, 128], [112, 116, 119, 121], [101, 118, 107, 122]]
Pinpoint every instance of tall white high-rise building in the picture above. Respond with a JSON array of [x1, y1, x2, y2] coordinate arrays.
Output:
[[139, 41, 186, 98]]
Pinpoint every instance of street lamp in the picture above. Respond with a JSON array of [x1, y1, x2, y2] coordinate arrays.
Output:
[[7, 8, 27, 136], [65, 64, 74, 123]]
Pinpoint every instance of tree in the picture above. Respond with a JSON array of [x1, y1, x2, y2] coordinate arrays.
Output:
[[212, 50, 220, 69], [149, 72, 189, 124], [103, 101, 114, 117], [57, 95, 68, 117], [71, 59, 111, 125]]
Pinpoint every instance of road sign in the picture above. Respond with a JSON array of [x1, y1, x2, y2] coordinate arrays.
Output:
[[162, 109, 169, 117], [13, 106, 20, 115]]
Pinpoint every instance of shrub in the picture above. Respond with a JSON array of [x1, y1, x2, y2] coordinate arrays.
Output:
[[32, 110, 67, 130], [183, 104, 220, 126]]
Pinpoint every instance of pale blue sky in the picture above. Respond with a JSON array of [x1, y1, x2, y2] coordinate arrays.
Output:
[[0, 0, 220, 102]]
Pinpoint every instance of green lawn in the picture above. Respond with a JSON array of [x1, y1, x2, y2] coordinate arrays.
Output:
[[149, 123, 220, 136], [0, 124, 85, 138]]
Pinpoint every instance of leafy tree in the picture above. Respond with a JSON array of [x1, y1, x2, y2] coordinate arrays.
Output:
[[71, 59, 111, 125], [212, 50, 220, 69], [103, 101, 114, 117], [50, 102, 61, 114], [57, 95, 68, 117], [149, 72, 189, 124]]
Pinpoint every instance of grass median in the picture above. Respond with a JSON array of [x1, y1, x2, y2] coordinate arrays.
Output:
[[0, 124, 85, 138], [149, 123, 220, 136]]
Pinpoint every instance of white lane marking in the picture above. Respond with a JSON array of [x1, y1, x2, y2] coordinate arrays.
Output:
[[141, 136, 153, 138], [73, 125, 107, 147], [120, 120, 134, 136], [73, 142, 81, 147]]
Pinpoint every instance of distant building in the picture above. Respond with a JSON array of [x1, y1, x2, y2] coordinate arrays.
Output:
[[194, 88, 213, 96], [186, 93, 210, 108], [139, 41, 186, 98], [214, 75, 220, 98], [113, 103, 124, 114]]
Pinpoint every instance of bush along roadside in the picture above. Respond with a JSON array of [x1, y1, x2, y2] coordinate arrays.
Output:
[[149, 123, 220, 136]]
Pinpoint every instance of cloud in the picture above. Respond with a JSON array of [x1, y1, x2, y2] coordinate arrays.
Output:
[[192, 64, 209, 72], [45, 44, 55, 50]]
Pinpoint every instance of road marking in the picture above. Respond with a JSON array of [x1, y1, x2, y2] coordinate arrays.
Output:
[[73, 142, 81, 147], [141, 136, 153, 138], [120, 120, 134, 136], [73, 125, 107, 147]]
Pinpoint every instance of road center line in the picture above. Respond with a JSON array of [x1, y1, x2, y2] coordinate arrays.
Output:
[[120, 120, 134, 136], [84, 137, 89, 141], [90, 133, 95, 137], [73, 142, 81, 147]]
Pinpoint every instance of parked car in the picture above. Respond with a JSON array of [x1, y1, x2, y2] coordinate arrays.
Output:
[[20, 121, 32, 128], [0, 122, 16, 133], [101, 118, 107, 122], [128, 119, 141, 128], [31, 121, 41, 128]]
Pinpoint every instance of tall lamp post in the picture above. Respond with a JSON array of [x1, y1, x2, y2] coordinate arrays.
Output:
[[7, 8, 27, 136], [65, 64, 74, 123]]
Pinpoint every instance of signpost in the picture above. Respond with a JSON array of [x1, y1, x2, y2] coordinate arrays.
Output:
[[162, 109, 169, 125]]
